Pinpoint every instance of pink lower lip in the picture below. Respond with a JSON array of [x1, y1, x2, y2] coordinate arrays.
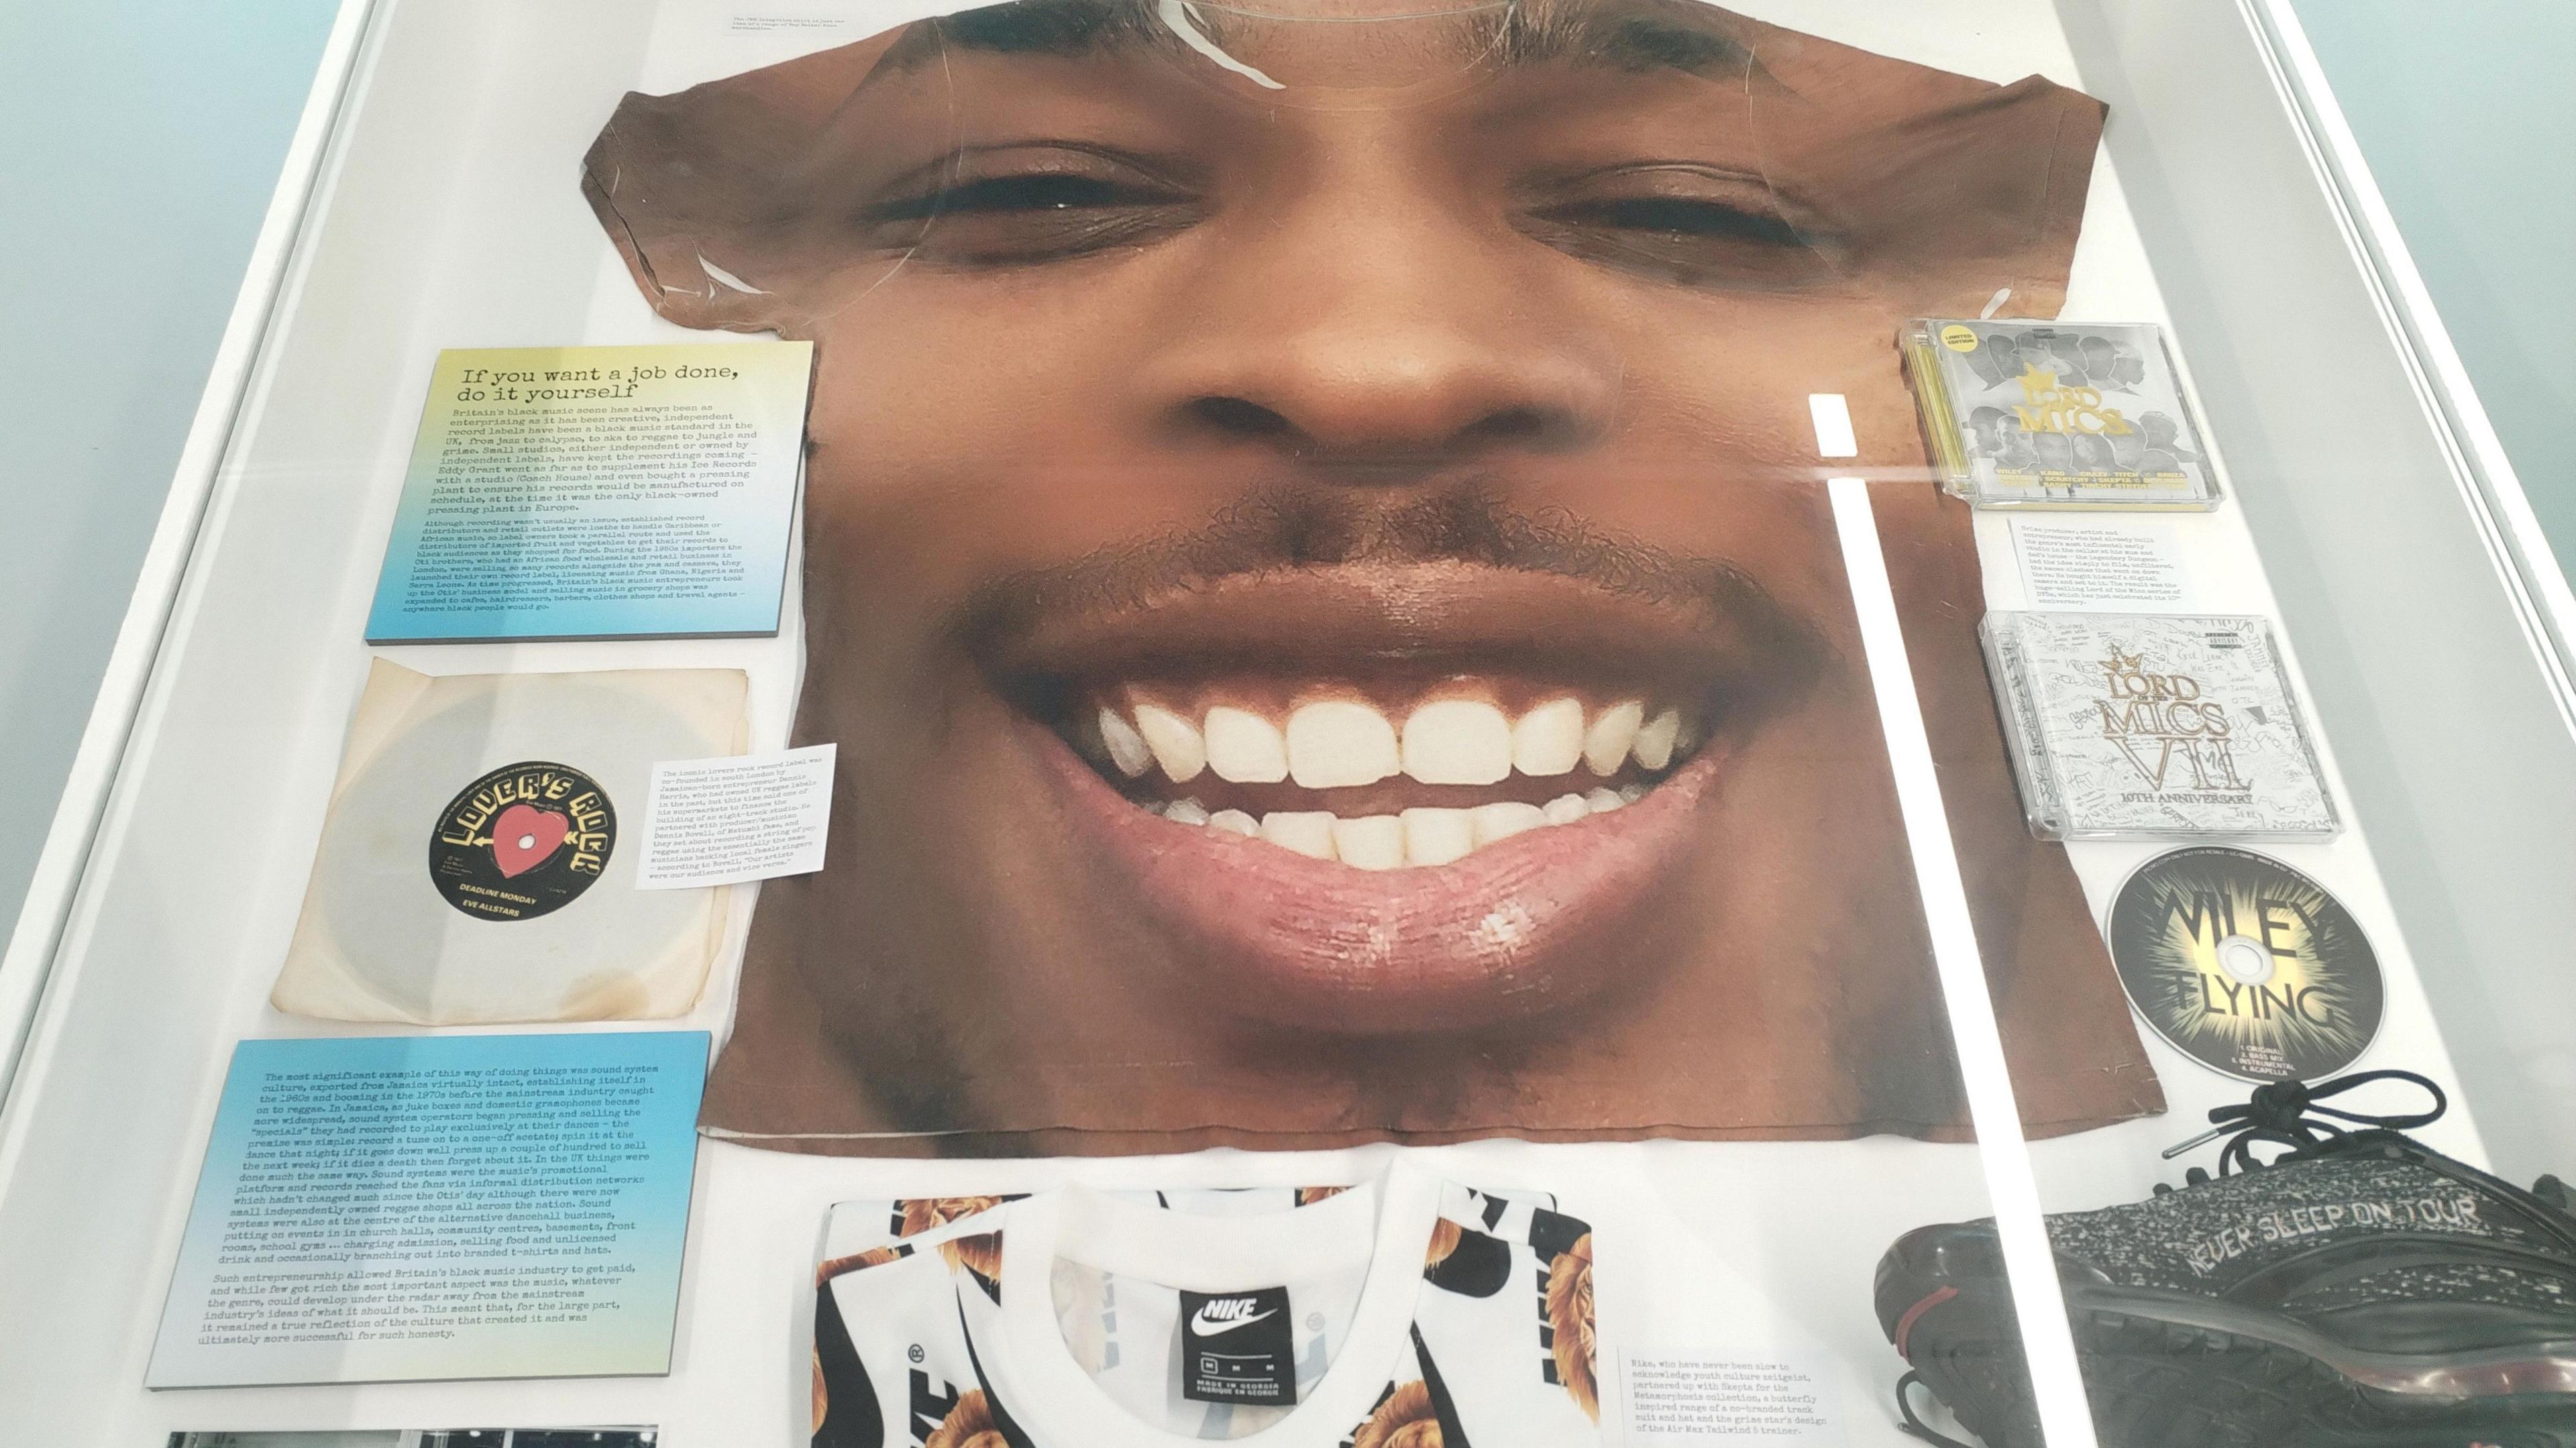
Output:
[[1030, 720, 1719, 1034]]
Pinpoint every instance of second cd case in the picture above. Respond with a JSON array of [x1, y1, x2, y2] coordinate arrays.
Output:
[[1983, 611, 2338, 840], [1904, 318, 2221, 510]]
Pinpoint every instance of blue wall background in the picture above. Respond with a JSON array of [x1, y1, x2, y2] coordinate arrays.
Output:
[[0, 0, 341, 933], [2290, 0, 2576, 576]]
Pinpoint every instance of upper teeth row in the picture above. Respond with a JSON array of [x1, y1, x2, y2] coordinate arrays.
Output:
[[1165, 787, 1647, 869], [1095, 698, 1690, 788]]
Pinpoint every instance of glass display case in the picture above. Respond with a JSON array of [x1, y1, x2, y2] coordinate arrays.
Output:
[[3, 1, 2571, 1445]]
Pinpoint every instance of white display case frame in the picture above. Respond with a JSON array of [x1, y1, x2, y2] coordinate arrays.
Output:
[[6, 0, 2573, 1443]]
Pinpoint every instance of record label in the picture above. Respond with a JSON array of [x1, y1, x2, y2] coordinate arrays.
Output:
[[427, 761, 616, 922], [2108, 846, 2381, 1082]]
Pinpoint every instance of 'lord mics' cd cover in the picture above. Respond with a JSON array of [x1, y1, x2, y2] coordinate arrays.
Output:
[[1984, 612, 2339, 840], [578, 0, 2165, 1154], [1904, 318, 2220, 510]]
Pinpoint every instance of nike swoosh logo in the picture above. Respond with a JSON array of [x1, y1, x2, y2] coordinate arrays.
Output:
[[1191, 1306, 1278, 1336]]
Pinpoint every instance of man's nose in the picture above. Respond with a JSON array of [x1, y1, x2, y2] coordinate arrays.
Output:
[[1142, 186, 1620, 467]]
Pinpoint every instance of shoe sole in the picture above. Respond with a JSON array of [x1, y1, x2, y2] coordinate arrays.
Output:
[[1885, 1270, 2576, 1447]]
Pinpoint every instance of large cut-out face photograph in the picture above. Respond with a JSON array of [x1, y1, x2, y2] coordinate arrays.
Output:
[[583, 0, 2162, 1153]]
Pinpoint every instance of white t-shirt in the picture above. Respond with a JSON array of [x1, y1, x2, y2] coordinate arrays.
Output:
[[812, 1164, 1599, 1447]]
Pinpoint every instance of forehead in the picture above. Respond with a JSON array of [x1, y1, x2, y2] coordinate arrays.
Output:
[[589, 0, 2104, 316], [876, 0, 1764, 85], [856, 0, 2022, 134]]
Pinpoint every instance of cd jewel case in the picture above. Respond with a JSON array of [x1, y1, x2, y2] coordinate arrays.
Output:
[[1903, 319, 2221, 510], [1982, 612, 2338, 840]]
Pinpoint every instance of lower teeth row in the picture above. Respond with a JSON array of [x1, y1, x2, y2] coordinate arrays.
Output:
[[1157, 787, 1647, 869]]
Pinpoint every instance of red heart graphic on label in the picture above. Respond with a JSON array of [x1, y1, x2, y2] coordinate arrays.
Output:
[[490, 802, 570, 878]]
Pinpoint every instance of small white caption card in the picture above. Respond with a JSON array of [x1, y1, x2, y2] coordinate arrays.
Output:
[[1623, 1349, 1847, 1446], [635, 743, 835, 890], [2013, 519, 2189, 610]]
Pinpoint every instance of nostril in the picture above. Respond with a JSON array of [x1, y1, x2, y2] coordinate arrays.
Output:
[[1185, 395, 1297, 439], [1186, 394, 1588, 460], [1458, 406, 1557, 447]]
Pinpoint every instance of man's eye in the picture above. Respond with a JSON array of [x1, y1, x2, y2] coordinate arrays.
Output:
[[1519, 168, 1841, 290], [867, 172, 1167, 223], [855, 152, 1205, 266], [1535, 196, 1807, 249]]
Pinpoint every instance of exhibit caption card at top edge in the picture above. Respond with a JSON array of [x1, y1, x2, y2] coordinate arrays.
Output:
[[364, 341, 812, 643]]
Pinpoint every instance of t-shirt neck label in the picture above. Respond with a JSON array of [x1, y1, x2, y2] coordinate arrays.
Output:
[[1177, 1284, 1296, 1406]]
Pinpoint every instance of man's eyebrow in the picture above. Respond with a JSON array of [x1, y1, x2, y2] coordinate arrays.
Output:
[[1493, 6, 1764, 81], [873, 0, 1765, 82], [878, 0, 1173, 71]]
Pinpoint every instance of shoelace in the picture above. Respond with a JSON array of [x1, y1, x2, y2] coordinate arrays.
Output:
[[2161, 1067, 2447, 1177], [1894, 1371, 1978, 1448]]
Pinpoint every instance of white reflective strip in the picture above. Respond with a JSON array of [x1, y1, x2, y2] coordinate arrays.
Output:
[[1807, 392, 1859, 458], [1828, 477, 2101, 1448]]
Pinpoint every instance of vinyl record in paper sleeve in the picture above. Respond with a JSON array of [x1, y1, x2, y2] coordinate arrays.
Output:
[[272, 660, 745, 1024]]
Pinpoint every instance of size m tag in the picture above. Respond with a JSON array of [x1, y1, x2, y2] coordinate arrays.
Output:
[[1178, 1286, 1295, 1405]]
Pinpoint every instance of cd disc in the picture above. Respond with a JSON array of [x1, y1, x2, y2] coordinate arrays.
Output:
[[2106, 846, 2381, 1082]]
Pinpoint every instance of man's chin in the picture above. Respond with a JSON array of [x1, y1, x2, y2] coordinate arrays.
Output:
[[1026, 711, 1719, 1034]]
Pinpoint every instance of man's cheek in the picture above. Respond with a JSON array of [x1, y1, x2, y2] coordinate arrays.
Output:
[[805, 355, 1103, 569]]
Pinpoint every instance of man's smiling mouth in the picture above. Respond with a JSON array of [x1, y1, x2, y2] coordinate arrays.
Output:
[[955, 492, 1825, 1027], [1069, 683, 1705, 869]]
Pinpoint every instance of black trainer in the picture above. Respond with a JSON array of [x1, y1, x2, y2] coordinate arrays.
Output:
[[1876, 1070, 2576, 1447]]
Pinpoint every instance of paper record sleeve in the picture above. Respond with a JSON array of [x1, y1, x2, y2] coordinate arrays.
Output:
[[271, 659, 748, 1024]]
